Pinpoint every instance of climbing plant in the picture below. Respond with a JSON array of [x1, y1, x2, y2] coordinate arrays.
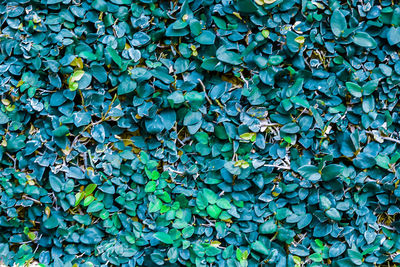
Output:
[[1, 0, 400, 266]]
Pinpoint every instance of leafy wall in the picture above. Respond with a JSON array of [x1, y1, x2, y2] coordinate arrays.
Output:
[[1, 0, 400, 266]]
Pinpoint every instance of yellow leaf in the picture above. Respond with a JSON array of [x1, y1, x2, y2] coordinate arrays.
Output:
[[16, 80, 24, 88], [6, 105, 15, 112], [27, 232, 36, 241], [241, 161, 250, 168], [293, 255, 302, 265], [1, 98, 10, 106], [264, 0, 277, 3], [240, 132, 256, 141], [222, 218, 233, 223], [312, 1, 324, 9], [70, 57, 84, 69], [242, 250, 249, 260], [295, 36, 305, 44], [70, 70, 85, 83], [255, 0, 264, 5], [33, 14, 42, 24], [232, 12, 242, 20], [190, 45, 198, 57], [29, 125, 36, 135], [45, 206, 51, 217], [262, 29, 270, 39], [210, 241, 221, 247], [1, 138, 7, 147], [62, 146, 71, 155], [234, 160, 250, 169]]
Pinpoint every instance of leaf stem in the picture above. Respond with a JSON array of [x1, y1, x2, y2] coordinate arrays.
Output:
[[263, 164, 291, 170], [197, 79, 213, 106]]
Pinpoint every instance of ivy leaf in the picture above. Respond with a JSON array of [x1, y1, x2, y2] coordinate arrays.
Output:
[[346, 82, 362, 97], [154, 232, 174, 244], [331, 9, 347, 37], [325, 208, 341, 221], [145, 181, 157, 193], [352, 32, 377, 49], [107, 47, 122, 68], [91, 124, 105, 143], [216, 46, 242, 65], [251, 241, 270, 255], [259, 219, 277, 234], [87, 201, 104, 213], [387, 27, 400, 46], [362, 79, 379, 95], [348, 249, 363, 265], [298, 165, 321, 182], [329, 242, 347, 258]]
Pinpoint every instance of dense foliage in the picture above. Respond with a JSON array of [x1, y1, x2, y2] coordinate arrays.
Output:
[[1, 0, 400, 266]]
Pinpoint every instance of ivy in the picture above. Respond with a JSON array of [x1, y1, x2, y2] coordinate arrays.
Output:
[[1, 0, 400, 266]]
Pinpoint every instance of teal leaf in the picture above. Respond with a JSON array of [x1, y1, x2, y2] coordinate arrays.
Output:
[[297, 214, 313, 229], [216, 47, 242, 65], [154, 232, 174, 244], [52, 125, 69, 137], [387, 27, 400, 46], [353, 153, 376, 169], [73, 112, 91, 127], [254, 55, 268, 69], [309, 253, 323, 262], [49, 174, 62, 193], [298, 165, 321, 182], [251, 241, 269, 256], [91, 124, 105, 143], [87, 201, 104, 213], [348, 249, 363, 265], [0, 111, 9, 124], [185, 91, 205, 110], [286, 78, 304, 98], [145, 181, 157, 193], [259, 219, 277, 234], [268, 55, 284, 65], [329, 242, 346, 258], [206, 246, 221, 257], [362, 79, 379, 95], [216, 198, 231, 209], [206, 204, 222, 219], [280, 123, 300, 134], [107, 47, 122, 68], [376, 154, 390, 169], [118, 76, 137, 95], [346, 82, 362, 97], [331, 9, 347, 37], [145, 115, 165, 134], [321, 164, 343, 181], [194, 30, 216, 45], [189, 19, 202, 36], [92, 0, 107, 11], [183, 111, 202, 126], [325, 208, 341, 221], [352, 32, 377, 49], [43, 216, 59, 229]]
